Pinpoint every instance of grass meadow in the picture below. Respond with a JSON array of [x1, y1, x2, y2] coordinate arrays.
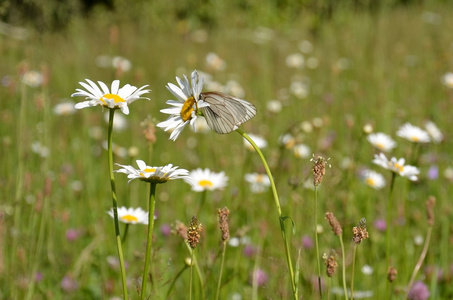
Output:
[[1, 2, 453, 299]]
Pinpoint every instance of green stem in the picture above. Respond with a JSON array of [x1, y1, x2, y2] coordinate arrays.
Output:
[[339, 235, 349, 300], [405, 226, 432, 299], [122, 224, 129, 243], [185, 242, 205, 299], [189, 249, 194, 300], [141, 182, 157, 299], [107, 108, 128, 300], [351, 244, 358, 300], [166, 264, 188, 298], [215, 241, 227, 300], [314, 186, 323, 299], [236, 129, 297, 299], [386, 171, 396, 299]]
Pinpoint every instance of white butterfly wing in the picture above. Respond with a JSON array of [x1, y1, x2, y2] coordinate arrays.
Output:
[[200, 92, 257, 134]]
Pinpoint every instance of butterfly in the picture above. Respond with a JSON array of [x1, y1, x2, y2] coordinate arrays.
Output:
[[199, 92, 257, 134]]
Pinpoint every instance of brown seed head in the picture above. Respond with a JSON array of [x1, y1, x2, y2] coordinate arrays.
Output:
[[312, 155, 329, 186], [426, 196, 435, 227], [187, 215, 203, 249], [323, 250, 338, 277], [352, 218, 369, 244], [218, 207, 230, 243], [325, 212, 342, 236], [141, 116, 157, 144], [387, 267, 397, 282]]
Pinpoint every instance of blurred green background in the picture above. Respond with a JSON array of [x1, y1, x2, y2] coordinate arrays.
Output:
[[1, 0, 453, 299]]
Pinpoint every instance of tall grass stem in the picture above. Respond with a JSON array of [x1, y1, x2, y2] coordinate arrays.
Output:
[[314, 186, 323, 299], [237, 129, 297, 299], [339, 235, 349, 300], [215, 241, 227, 300]]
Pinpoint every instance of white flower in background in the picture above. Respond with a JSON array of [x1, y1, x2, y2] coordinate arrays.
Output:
[[245, 173, 271, 193], [112, 56, 132, 72], [361, 264, 373, 275], [185, 168, 228, 192], [361, 169, 386, 190], [396, 123, 430, 143], [116, 160, 190, 183], [372, 153, 420, 181], [298, 40, 314, 53], [53, 101, 77, 115], [225, 80, 245, 98], [103, 111, 127, 131], [286, 53, 305, 68], [290, 81, 309, 98], [21, 70, 43, 87], [157, 70, 209, 141], [107, 207, 149, 225], [266, 100, 282, 113], [191, 116, 211, 133], [31, 141, 50, 158], [244, 134, 268, 151], [413, 234, 424, 246], [424, 121, 443, 143], [102, 141, 127, 158], [441, 72, 453, 88], [71, 79, 150, 115], [293, 144, 311, 159], [367, 132, 397, 152], [205, 52, 227, 71], [279, 133, 296, 149]]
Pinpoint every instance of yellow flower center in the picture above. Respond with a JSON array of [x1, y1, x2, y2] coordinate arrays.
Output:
[[410, 136, 419, 142], [256, 175, 264, 183], [198, 179, 213, 187], [365, 178, 375, 186], [140, 168, 156, 177], [180, 96, 196, 122], [100, 93, 125, 105], [394, 163, 404, 172], [121, 215, 138, 222], [377, 143, 385, 150]]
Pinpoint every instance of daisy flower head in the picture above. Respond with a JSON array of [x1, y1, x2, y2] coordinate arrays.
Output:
[[157, 70, 209, 141], [245, 173, 271, 193], [116, 160, 189, 184], [244, 133, 268, 151], [293, 143, 311, 159], [71, 79, 150, 115], [107, 206, 149, 225], [372, 153, 420, 181], [361, 169, 386, 190], [441, 72, 453, 88], [279, 133, 296, 149], [424, 121, 443, 143], [185, 168, 228, 192], [396, 123, 430, 143], [367, 132, 397, 152]]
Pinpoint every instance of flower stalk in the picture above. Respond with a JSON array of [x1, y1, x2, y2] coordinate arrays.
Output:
[[140, 182, 157, 299], [237, 129, 297, 299], [107, 108, 128, 300]]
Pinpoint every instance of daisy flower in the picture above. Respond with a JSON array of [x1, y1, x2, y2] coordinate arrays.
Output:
[[396, 123, 430, 143], [372, 153, 420, 181], [116, 160, 190, 184], [424, 121, 443, 143], [244, 133, 268, 151], [293, 143, 311, 159], [53, 101, 77, 116], [107, 206, 149, 225], [157, 70, 209, 141], [361, 169, 386, 190], [366, 132, 397, 152], [71, 79, 150, 115], [245, 173, 271, 193], [441, 72, 453, 88], [279, 133, 296, 149], [184, 168, 228, 192]]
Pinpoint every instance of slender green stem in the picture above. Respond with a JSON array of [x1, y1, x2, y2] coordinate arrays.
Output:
[[405, 226, 433, 299], [215, 241, 227, 300], [166, 265, 188, 298], [189, 250, 194, 300], [141, 182, 157, 299], [185, 242, 205, 299], [339, 235, 349, 300], [121, 224, 129, 243], [385, 171, 396, 299], [107, 108, 128, 300], [350, 244, 358, 300], [314, 186, 323, 299], [237, 129, 297, 299]]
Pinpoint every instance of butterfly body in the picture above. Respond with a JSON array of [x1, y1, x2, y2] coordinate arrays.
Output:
[[199, 92, 257, 134]]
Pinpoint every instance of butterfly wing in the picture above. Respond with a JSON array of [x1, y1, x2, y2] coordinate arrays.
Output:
[[200, 92, 257, 134]]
